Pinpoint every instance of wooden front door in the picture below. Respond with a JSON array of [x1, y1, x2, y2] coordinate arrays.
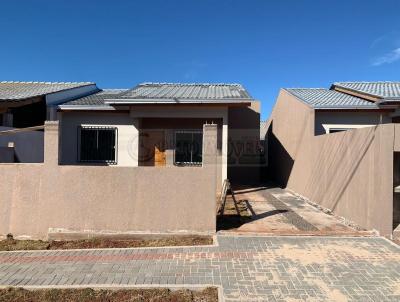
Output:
[[140, 131, 166, 166], [153, 131, 166, 166]]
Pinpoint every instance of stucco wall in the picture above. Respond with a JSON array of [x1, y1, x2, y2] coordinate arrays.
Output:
[[0, 122, 218, 239], [287, 125, 394, 236], [268, 90, 396, 236]]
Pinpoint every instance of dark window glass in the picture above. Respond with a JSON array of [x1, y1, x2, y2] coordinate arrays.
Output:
[[175, 131, 202, 165], [79, 127, 117, 163], [329, 129, 348, 133]]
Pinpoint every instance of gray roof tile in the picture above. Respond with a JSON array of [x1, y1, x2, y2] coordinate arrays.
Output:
[[0, 81, 94, 101], [113, 83, 252, 101], [334, 82, 400, 99], [285, 88, 379, 109], [63, 89, 128, 106]]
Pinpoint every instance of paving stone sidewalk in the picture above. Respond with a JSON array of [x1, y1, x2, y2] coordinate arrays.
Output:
[[0, 236, 399, 301]]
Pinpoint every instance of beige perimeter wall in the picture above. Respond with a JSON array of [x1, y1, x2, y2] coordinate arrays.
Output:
[[0, 122, 218, 240], [269, 90, 397, 236]]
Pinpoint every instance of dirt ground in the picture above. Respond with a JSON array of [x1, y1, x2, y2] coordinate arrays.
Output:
[[218, 185, 371, 236], [0, 287, 218, 302], [0, 235, 213, 251]]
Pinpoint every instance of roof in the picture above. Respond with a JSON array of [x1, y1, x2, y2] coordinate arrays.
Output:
[[285, 88, 379, 109], [62, 89, 128, 106], [105, 83, 253, 104], [333, 82, 400, 100], [0, 81, 95, 101]]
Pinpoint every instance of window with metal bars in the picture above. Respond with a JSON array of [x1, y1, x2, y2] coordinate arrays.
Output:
[[78, 126, 117, 164], [174, 130, 202, 165]]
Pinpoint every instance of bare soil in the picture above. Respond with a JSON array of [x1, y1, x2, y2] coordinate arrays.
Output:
[[0, 287, 218, 302], [0, 235, 213, 251]]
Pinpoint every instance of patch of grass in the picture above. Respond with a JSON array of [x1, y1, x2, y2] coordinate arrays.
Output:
[[217, 198, 252, 231], [0, 235, 213, 251], [0, 287, 218, 302]]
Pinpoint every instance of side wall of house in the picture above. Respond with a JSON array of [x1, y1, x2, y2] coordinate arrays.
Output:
[[0, 122, 218, 240], [268, 90, 395, 236], [228, 101, 261, 185]]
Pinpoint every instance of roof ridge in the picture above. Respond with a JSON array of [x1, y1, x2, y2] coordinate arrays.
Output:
[[285, 87, 328, 90], [138, 82, 243, 87]]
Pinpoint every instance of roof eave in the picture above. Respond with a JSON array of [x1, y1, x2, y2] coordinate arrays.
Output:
[[331, 84, 383, 101]]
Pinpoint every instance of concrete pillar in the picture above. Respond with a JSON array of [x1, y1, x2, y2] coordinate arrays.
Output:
[[203, 123, 218, 166], [44, 121, 59, 166], [130, 118, 139, 166], [203, 123, 218, 221]]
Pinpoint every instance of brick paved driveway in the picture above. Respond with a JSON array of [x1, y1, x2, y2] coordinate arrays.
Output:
[[0, 236, 399, 301]]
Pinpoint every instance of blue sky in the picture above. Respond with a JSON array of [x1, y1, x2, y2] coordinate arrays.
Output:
[[1, 0, 400, 119]]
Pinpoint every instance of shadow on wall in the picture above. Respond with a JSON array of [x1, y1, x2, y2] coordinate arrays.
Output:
[[228, 106, 261, 185], [267, 121, 294, 187], [304, 128, 376, 213]]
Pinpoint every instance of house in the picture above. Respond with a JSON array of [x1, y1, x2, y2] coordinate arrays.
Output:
[[57, 83, 261, 186], [0, 81, 260, 240], [267, 81, 400, 238], [0, 81, 99, 162]]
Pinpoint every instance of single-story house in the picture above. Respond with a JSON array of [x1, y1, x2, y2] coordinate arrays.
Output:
[[57, 82, 261, 186], [0, 81, 260, 239], [267, 81, 400, 237]]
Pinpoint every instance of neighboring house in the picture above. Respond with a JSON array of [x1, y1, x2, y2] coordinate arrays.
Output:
[[287, 82, 399, 135], [267, 81, 400, 238], [0, 81, 99, 162], [58, 83, 261, 186], [0, 81, 98, 127]]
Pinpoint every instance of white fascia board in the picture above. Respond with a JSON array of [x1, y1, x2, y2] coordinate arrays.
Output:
[[58, 105, 116, 111], [322, 124, 375, 134]]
